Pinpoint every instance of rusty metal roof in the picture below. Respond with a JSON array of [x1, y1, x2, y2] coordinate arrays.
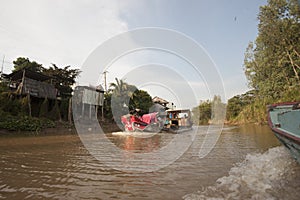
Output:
[[4, 69, 52, 81]]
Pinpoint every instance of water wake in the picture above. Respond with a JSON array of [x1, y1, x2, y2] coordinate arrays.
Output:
[[111, 131, 158, 138], [183, 146, 300, 200]]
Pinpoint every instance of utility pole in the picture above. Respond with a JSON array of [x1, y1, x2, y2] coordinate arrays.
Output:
[[1, 55, 5, 76], [102, 70, 108, 121], [103, 70, 108, 93], [0, 55, 5, 81]]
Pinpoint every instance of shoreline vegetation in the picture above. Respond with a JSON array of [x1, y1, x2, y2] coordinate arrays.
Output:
[[1, 0, 299, 135], [214, 0, 300, 126], [228, 0, 300, 125]]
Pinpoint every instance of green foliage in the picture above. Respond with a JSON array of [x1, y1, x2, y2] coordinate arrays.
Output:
[[103, 92, 113, 120], [192, 95, 226, 125], [280, 85, 300, 102], [192, 100, 211, 125], [0, 111, 55, 131], [0, 81, 9, 93], [235, 99, 269, 124], [109, 78, 136, 98], [245, 0, 300, 97], [0, 93, 31, 117], [129, 90, 153, 115], [211, 95, 226, 124], [0, 94, 55, 132], [0, 92, 22, 116], [238, 0, 300, 124], [43, 64, 80, 98], [109, 78, 135, 124], [226, 90, 255, 120], [12, 57, 43, 72], [107, 78, 153, 123]]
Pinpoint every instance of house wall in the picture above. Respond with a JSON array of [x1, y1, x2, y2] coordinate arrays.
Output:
[[22, 77, 57, 99], [82, 88, 104, 106]]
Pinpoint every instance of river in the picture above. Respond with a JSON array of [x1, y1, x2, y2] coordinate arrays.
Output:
[[0, 125, 299, 200]]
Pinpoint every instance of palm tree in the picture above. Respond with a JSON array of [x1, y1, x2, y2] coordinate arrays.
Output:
[[109, 78, 137, 99], [109, 78, 125, 95], [109, 78, 137, 123]]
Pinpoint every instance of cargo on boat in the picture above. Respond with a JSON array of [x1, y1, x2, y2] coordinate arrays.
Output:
[[163, 109, 193, 133]]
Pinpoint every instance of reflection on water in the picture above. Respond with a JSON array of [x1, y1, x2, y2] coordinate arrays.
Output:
[[0, 125, 299, 199], [109, 133, 163, 152]]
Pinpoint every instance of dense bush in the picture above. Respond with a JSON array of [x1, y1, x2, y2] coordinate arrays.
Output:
[[0, 111, 55, 131], [0, 92, 22, 116]]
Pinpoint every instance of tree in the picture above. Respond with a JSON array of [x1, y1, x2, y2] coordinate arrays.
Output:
[[107, 78, 153, 123], [12, 57, 44, 72], [129, 90, 153, 115], [11, 58, 81, 99], [244, 0, 300, 101], [211, 95, 226, 124], [192, 100, 211, 125], [109, 78, 137, 124], [43, 64, 80, 98], [240, 0, 300, 124], [109, 78, 137, 108], [103, 92, 113, 120], [226, 90, 255, 120], [109, 78, 136, 97]]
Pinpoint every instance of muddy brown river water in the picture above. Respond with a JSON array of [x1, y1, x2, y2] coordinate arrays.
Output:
[[0, 125, 299, 199]]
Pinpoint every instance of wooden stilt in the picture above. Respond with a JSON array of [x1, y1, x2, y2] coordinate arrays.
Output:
[[81, 103, 84, 118], [102, 105, 104, 121], [96, 105, 98, 119], [89, 104, 92, 119], [68, 98, 72, 124], [27, 93, 31, 117]]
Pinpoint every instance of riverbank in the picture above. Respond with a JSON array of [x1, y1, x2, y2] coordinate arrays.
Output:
[[224, 120, 268, 126], [0, 120, 121, 136], [0, 121, 75, 136]]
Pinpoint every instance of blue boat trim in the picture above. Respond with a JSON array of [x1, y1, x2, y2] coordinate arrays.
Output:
[[268, 102, 300, 163]]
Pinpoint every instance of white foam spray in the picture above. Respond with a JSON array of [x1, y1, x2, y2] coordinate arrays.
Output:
[[183, 146, 300, 200]]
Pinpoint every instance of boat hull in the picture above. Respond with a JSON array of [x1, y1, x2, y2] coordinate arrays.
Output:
[[273, 129, 300, 163], [268, 102, 300, 164]]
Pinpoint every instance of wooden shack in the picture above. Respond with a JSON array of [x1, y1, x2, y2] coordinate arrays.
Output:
[[3, 68, 58, 117], [5, 68, 57, 99], [73, 85, 104, 119]]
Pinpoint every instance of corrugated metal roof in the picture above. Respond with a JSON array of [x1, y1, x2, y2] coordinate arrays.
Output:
[[152, 96, 169, 104]]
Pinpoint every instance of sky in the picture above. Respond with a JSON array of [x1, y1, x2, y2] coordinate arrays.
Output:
[[0, 0, 268, 108]]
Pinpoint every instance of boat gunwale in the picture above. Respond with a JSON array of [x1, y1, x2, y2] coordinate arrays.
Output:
[[267, 102, 300, 145]]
